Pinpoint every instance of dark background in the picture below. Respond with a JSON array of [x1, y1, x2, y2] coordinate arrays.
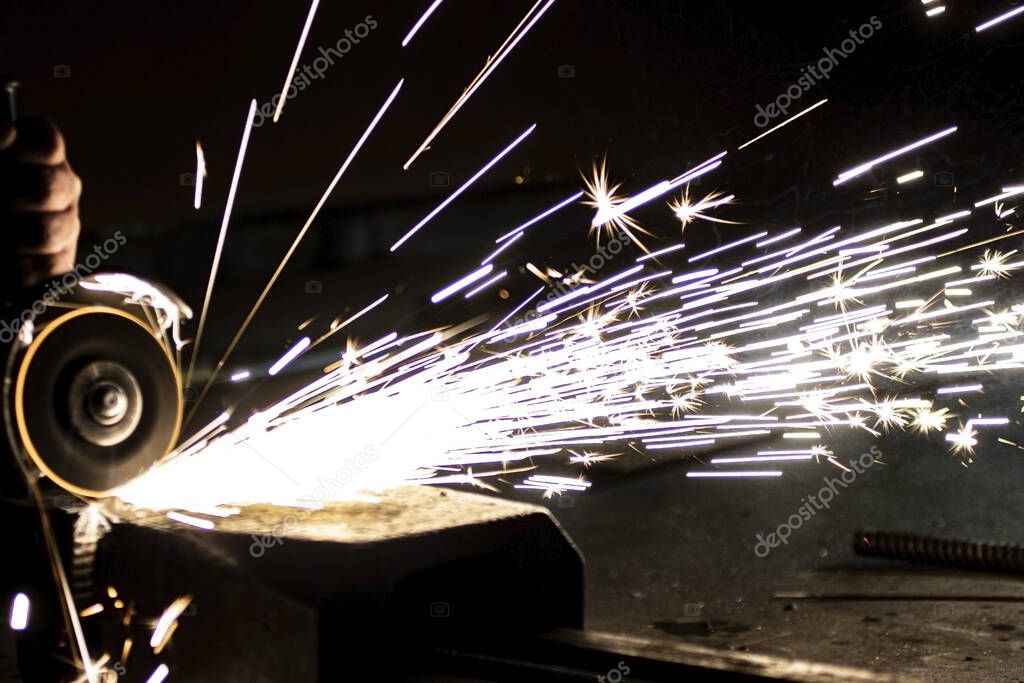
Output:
[[4, 2, 1024, 680]]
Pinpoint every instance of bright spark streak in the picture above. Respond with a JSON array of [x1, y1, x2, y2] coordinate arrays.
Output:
[[974, 187, 1024, 207], [967, 417, 1009, 426], [193, 141, 206, 209], [403, 0, 555, 168], [896, 170, 924, 184], [738, 98, 828, 150], [402, 0, 445, 46], [269, 337, 311, 376], [186, 100, 257, 391], [483, 232, 522, 264], [710, 454, 812, 464], [686, 471, 783, 478], [688, 231, 768, 263], [976, 5, 1024, 31], [757, 228, 801, 247], [432, 264, 495, 303], [392, 124, 536, 252], [145, 664, 170, 683], [230, 370, 251, 382], [926, 6, 945, 17], [637, 242, 685, 262], [9, 593, 28, 630], [273, 0, 321, 123], [833, 126, 958, 186], [465, 271, 507, 298], [495, 192, 584, 242], [936, 384, 982, 395], [166, 512, 215, 530], [150, 596, 192, 654]]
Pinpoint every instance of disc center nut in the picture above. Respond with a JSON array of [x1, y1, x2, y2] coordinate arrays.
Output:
[[69, 361, 144, 447], [87, 381, 129, 425]]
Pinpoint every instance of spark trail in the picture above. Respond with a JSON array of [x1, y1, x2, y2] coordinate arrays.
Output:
[[117, 172, 1024, 511]]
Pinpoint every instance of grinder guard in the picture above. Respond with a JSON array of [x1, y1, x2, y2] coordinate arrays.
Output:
[[1, 273, 190, 500]]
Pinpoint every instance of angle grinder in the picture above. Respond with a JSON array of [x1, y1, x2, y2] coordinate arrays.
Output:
[[1, 272, 191, 500]]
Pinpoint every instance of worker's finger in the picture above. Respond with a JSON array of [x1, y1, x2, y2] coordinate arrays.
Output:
[[2, 161, 81, 212], [8, 204, 80, 256], [3, 116, 66, 165], [18, 242, 76, 288], [0, 123, 15, 152]]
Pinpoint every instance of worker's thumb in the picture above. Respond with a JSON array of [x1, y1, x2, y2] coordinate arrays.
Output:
[[0, 122, 15, 151]]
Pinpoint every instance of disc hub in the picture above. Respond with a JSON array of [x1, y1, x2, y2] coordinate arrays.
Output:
[[69, 361, 143, 447]]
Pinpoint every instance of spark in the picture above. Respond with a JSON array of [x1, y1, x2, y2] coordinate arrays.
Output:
[[403, 0, 555, 169], [686, 471, 783, 478], [392, 124, 537, 252], [757, 228, 801, 248], [230, 370, 251, 382], [912, 406, 950, 434], [79, 604, 103, 618], [150, 597, 192, 653], [896, 170, 924, 184], [432, 264, 494, 303], [710, 454, 812, 464], [688, 231, 768, 263], [668, 189, 738, 234], [465, 270, 507, 298], [568, 451, 619, 467], [946, 423, 978, 455], [637, 242, 686, 262], [833, 126, 958, 186], [273, 0, 321, 123], [402, 0, 445, 47], [193, 141, 207, 209], [268, 337, 311, 376], [936, 384, 982, 395], [582, 156, 652, 250], [495, 192, 584, 243], [926, 6, 945, 17], [166, 511, 215, 530], [738, 98, 828, 150], [9, 593, 28, 630], [976, 5, 1024, 32], [145, 664, 170, 683]]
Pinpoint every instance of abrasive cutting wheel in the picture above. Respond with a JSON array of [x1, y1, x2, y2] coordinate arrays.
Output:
[[2, 273, 191, 498]]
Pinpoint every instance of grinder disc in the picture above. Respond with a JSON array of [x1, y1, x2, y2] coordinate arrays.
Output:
[[12, 306, 182, 497]]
